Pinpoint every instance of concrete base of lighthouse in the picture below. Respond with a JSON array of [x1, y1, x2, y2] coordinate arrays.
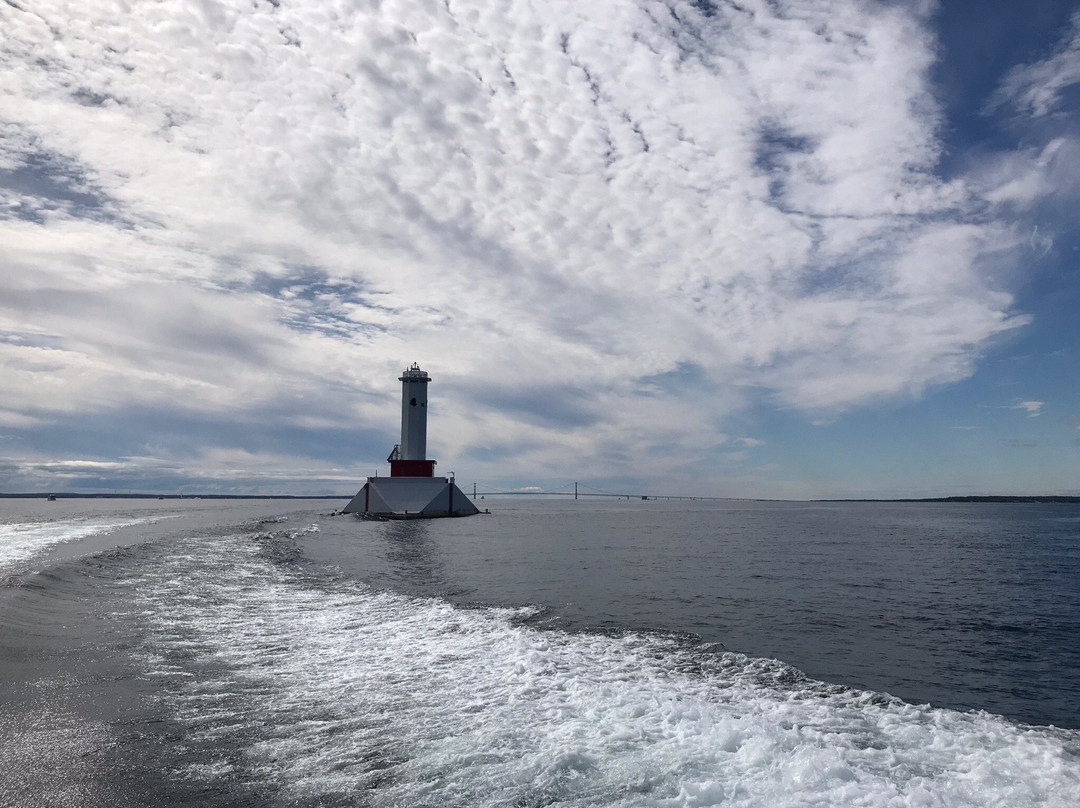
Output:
[[342, 477, 480, 519]]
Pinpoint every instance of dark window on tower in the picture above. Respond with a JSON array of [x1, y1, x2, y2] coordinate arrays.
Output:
[[410, 397, 417, 406]]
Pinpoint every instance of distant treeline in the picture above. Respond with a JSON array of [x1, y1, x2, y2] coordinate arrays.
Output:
[[3, 492, 1078, 503], [0, 493, 351, 500], [826, 496, 1080, 504]]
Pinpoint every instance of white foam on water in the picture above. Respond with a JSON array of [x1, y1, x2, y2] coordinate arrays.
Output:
[[128, 532, 1080, 807], [0, 517, 162, 571]]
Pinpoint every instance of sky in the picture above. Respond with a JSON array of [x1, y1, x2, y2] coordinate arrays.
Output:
[[1, 0, 1078, 499]]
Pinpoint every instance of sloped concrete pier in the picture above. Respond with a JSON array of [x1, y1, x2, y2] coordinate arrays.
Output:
[[342, 476, 479, 519], [344, 364, 480, 519]]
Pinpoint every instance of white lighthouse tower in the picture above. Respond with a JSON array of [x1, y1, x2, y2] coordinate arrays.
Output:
[[342, 364, 479, 518], [395, 363, 432, 471], [387, 363, 436, 478]]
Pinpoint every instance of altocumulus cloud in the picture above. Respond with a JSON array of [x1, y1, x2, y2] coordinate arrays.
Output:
[[0, 0, 1053, 490]]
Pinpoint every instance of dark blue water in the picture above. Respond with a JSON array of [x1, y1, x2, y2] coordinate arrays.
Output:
[[2, 497, 1079, 806], [305, 498, 1080, 728]]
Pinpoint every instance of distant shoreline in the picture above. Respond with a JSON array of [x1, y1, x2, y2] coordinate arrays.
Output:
[[0, 493, 352, 500], [818, 495, 1080, 504], [2, 493, 1078, 503]]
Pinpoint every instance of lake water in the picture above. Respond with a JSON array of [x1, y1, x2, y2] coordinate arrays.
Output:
[[1, 497, 1078, 806]]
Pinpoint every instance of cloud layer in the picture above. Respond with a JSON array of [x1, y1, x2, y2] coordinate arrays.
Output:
[[0, 0, 1055, 491]]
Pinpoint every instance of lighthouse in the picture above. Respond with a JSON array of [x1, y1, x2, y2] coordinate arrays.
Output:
[[399, 364, 428, 460], [389, 363, 436, 477], [342, 364, 480, 518]]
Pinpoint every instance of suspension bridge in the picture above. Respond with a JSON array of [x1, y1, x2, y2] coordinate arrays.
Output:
[[467, 481, 733, 502]]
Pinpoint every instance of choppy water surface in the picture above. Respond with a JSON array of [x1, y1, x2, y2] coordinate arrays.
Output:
[[1, 497, 1078, 806]]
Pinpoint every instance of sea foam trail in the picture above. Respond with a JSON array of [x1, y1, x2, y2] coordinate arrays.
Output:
[[0, 517, 160, 571], [128, 529, 1080, 808]]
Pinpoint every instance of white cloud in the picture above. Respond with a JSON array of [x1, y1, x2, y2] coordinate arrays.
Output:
[[0, 445, 371, 495], [0, 409, 45, 428], [993, 11, 1080, 118], [1015, 401, 1043, 417], [0, 0, 1038, 486], [980, 139, 1066, 208]]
